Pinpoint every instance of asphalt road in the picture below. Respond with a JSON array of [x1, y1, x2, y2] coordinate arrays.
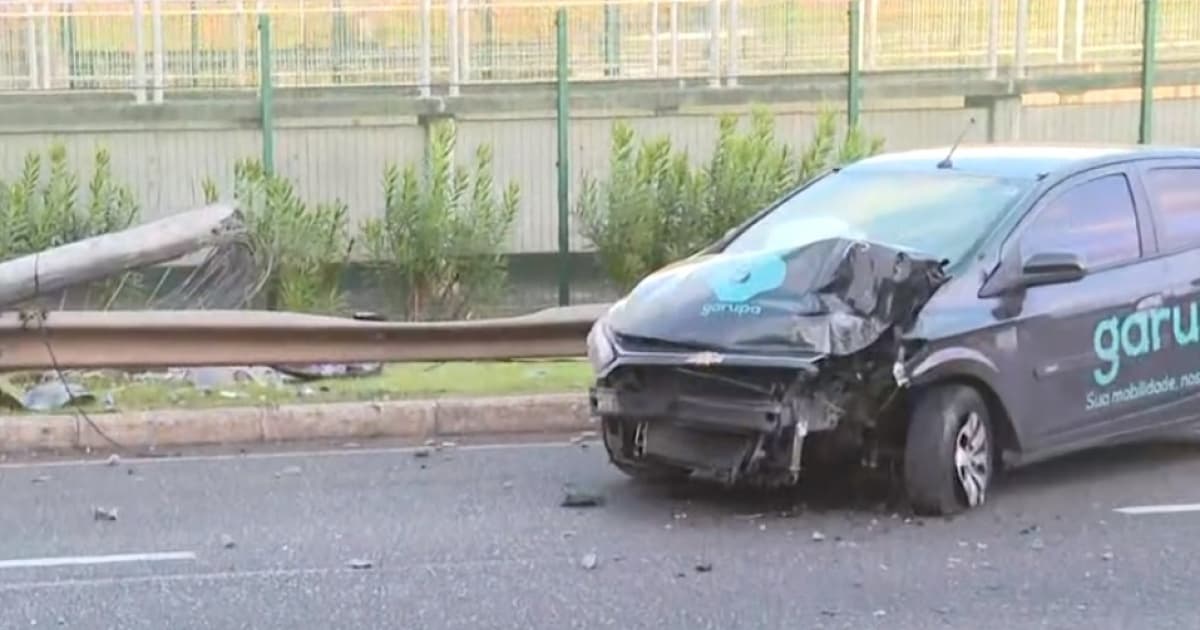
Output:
[[2, 433, 1200, 630]]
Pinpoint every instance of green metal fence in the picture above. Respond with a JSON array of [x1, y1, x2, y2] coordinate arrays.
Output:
[[2, 0, 1197, 96]]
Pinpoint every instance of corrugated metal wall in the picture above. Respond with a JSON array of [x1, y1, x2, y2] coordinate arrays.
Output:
[[3, 95, 1200, 253]]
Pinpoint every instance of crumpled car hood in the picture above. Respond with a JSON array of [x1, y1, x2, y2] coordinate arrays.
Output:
[[606, 237, 948, 356]]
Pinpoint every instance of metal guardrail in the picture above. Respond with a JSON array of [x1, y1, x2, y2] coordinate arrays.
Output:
[[0, 304, 606, 369], [2, 0, 1199, 95]]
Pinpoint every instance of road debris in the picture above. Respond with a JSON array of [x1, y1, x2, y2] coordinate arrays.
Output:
[[275, 465, 302, 478], [31, 475, 52, 484], [1101, 551, 1114, 561], [347, 558, 374, 570], [561, 484, 605, 508], [412, 448, 432, 459], [811, 531, 826, 542], [105, 454, 121, 467], [694, 562, 713, 573], [1031, 538, 1046, 550], [92, 506, 119, 521], [580, 553, 599, 570], [220, 534, 237, 549]]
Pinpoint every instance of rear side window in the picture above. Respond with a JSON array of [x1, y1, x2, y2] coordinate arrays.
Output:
[[1144, 167, 1200, 251], [1020, 173, 1141, 269]]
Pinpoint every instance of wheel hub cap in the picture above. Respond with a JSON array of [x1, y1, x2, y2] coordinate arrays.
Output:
[[954, 412, 989, 507]]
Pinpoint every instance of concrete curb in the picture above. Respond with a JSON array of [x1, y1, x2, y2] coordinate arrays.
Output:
[[0, 393, 592, 452]]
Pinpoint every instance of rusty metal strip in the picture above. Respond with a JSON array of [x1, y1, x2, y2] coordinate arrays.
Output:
[[0, 304, 609, 370]]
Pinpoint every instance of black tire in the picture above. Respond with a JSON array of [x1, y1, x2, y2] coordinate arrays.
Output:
[[601, 417, 691, 483], [904, 384, 995, 516]]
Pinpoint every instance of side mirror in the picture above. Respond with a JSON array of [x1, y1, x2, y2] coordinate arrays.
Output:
[[1020, 251, 1086, 287]]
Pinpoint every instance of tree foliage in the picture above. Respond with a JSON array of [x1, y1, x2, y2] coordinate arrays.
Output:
[[361, 119, 520, 321], [576, 107, 885, 290]]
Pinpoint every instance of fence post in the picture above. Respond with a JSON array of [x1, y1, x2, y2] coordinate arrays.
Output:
[[1055, 0, 1067, 62], [448, 0, 460, 95], [650, 0, 659, 77], [848, 0, 862, 129], [151, 0, 164, 102], [38, 0, 50, 89], [235, 0, 247, 85], [190, 0, 200, 88], [419, 0, 432, 97], [258, 13, 275, 176], [1138, 0, 1159, 144], [62, 0, 78, 88], [707, 0, 720, 87], [669, 0, 679, 77], [726, 0, 739, 86], [133, 0, 147, 102], [1073, 0, 1085, 62], [986, 0, 999, 78], [332, 0, 347, 84], [603, 2, 620, 76], [555, 7, 571, 307], [461, 0, 471, 80], [865, 0, 878, 69], [25, 1, 39, 89], [1014, 0, 1029, 79]]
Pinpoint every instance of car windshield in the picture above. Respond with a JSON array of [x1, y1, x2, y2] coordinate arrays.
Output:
[[722, 169, 1032, 266]]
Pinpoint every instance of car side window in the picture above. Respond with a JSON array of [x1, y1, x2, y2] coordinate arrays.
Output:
[[1144, 167, 1200, 251], [1020, 173, 1141, 269]]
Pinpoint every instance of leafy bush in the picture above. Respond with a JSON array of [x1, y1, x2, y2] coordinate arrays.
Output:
[[361, 119, 520, 321], [204, 160, 351, 314], [576, 107, 884, 290], [0, 143, 141, 308]]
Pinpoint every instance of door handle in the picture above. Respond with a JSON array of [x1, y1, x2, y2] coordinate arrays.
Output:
[[1137, 293, 1165, 310]]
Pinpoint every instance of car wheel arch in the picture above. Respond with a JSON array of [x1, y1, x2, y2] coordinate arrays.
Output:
[[908, 375, 1022, 462]]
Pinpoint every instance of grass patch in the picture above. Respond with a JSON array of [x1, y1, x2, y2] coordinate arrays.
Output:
[[3, 360, 593, 414]]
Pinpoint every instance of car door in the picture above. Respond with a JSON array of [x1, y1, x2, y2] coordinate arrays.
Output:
[[1003, 165, 1170, 446], [1134, 159, 1200, 424]]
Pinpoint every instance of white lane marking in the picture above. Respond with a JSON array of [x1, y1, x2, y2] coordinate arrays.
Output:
[[0, 439, 581, 471], [1114, 503, 1200, 515], [0, 551, 196, 570]]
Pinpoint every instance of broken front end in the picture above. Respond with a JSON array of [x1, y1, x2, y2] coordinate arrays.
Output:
[[586, 238, 947, 486]]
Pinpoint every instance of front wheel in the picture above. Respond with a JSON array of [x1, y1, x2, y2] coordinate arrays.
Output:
[[904, 384, 995, 516]]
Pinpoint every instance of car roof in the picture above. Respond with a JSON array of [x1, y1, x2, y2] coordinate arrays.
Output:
[[842, 144, 1200, 179]]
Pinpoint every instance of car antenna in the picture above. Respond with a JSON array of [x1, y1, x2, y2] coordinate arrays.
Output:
[[937, 116, 977, 169]]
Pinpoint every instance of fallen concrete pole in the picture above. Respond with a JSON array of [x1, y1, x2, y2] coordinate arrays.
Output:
[[0, 304, 610, 370], [0, 204, 245, 308]]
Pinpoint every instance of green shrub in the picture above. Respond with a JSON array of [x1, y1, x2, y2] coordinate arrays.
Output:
[[576, 107, 884, 290], [0, 143, 141, 308], [204, 160, 351, 314], [361, 119, 520, 321]]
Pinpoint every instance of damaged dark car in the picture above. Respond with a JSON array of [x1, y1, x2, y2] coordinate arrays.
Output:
[[587, 144, 1200, 515]]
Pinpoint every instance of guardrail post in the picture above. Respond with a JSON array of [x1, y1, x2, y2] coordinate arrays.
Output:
[[707, 0, 720, 87], [1014, 0, 1029, 79], [25, 1, 39, 89], [133, 0, 147, 102], [419, 0, 432, 97], [258, 13, 275, 176], [848, 0, 862, 129], [448, 0, 460, 95], [986, 0, 999, 78], [725, 0, 739, 86], [151, 0, 164, 102], [1073, 0, 1085, 62], [1138, 0, 1158, 144], [555, 7, 571, 307]]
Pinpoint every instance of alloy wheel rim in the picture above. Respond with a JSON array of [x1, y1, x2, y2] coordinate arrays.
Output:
[[953, 411, 990, 507]]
